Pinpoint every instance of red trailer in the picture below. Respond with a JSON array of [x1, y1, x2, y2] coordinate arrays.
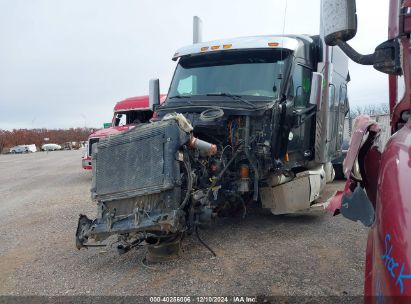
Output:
[[323, 0, 411, 300], [363, 1, 411, 299]]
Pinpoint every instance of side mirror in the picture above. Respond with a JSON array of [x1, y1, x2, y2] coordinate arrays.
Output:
[[322, 0, 357, 46], [309, 72, 324, 111], [149, 78, 160, 111], [373, 39, 402, 75]]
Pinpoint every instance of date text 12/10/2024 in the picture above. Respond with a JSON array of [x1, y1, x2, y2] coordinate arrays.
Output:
[[149, 296, 258, 303]]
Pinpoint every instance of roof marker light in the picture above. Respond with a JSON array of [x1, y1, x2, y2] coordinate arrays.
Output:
[[211, 45, 220, 50], [201, 47, 209, 52], [223, 44, 232, 49], [268, 42, 279, 47]]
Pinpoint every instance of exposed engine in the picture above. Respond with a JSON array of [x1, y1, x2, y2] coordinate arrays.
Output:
[[76, 107, 288, 261]]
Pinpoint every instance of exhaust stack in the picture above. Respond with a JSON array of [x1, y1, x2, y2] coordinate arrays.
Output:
[[193, 16, 203, 44]]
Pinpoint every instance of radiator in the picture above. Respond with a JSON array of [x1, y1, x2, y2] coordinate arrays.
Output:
[[91, 120, 188, 202]]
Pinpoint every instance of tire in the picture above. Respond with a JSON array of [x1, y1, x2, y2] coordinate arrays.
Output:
[[146, 234, 182, 263], [334, 164, 345, 180]]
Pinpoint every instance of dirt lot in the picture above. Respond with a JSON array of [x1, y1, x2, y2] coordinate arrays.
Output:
[[0, 150, 368, 297]]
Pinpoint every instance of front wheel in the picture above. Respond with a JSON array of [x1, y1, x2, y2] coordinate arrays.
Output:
[[145, 234, 182, 263], [334, 164, 345, 180]]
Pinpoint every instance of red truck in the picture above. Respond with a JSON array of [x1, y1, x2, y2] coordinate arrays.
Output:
[[323, 0, 411, 300], [82, 95, 165, 170]]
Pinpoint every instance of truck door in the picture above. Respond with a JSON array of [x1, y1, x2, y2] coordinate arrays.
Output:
[[287, 63, 316, 162]]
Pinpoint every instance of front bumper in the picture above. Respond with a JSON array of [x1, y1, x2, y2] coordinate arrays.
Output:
[[75, 209, 186, 249]]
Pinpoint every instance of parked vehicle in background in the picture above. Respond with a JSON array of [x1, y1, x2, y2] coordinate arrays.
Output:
[[9, 144, 37, 154], [82, 127, 127, 170], [64, 142, 81, 150], [82, 95, 165, 170], [41, 143, 62, 151], [323, 0, 411, 300]]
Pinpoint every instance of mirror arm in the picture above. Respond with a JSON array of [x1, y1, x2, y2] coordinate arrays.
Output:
[[336, 40, 375, 65]]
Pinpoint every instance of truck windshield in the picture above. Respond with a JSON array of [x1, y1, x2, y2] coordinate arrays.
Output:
[[168, 49, 291, 102]]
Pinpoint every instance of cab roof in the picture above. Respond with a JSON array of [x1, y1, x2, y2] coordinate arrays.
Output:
[[172, 35, 311, 60]]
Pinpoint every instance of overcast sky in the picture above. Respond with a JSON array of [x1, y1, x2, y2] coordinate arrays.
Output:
[[0, 0, 389, 130]]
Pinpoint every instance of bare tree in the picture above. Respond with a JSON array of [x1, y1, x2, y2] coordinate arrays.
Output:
[[349, 103, 390, 118], [378, 103, 390, 114], [0, 130, 8, 153]]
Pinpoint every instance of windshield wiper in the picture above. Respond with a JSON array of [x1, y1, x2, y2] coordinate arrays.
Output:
[[169, 95, 192, 99], [166, 95, 194, 106], [206, 93, 256, 108]]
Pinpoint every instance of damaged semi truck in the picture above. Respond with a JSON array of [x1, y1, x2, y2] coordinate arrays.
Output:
[[76, 22, 350, 261]]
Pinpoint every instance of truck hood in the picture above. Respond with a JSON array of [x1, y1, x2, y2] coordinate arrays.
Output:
[[89, 125, 134, 139]]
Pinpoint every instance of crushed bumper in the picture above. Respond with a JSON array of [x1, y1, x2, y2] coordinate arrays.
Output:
[[75, 209, 186, 249]]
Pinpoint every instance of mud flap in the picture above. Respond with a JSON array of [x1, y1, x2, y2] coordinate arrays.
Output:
[[75, 214, 93, 249], [340, 185, 375, 227]]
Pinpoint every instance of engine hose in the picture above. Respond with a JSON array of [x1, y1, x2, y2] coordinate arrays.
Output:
[[249, 158, 259, 201], [245, 116, 259, 201], [205, 147, 243, 199], [178, 151, 193, 210], [195, 226, 216, 257], [216, 148, 242, 181]]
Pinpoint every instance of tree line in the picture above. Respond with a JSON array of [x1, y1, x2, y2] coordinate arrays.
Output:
[[349, 103, 390, 118], [0, 128, 95, 153], [0, 103, 391, 153]]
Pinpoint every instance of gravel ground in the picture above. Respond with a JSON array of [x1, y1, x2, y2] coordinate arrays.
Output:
[[0, 150, 368, 297]]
